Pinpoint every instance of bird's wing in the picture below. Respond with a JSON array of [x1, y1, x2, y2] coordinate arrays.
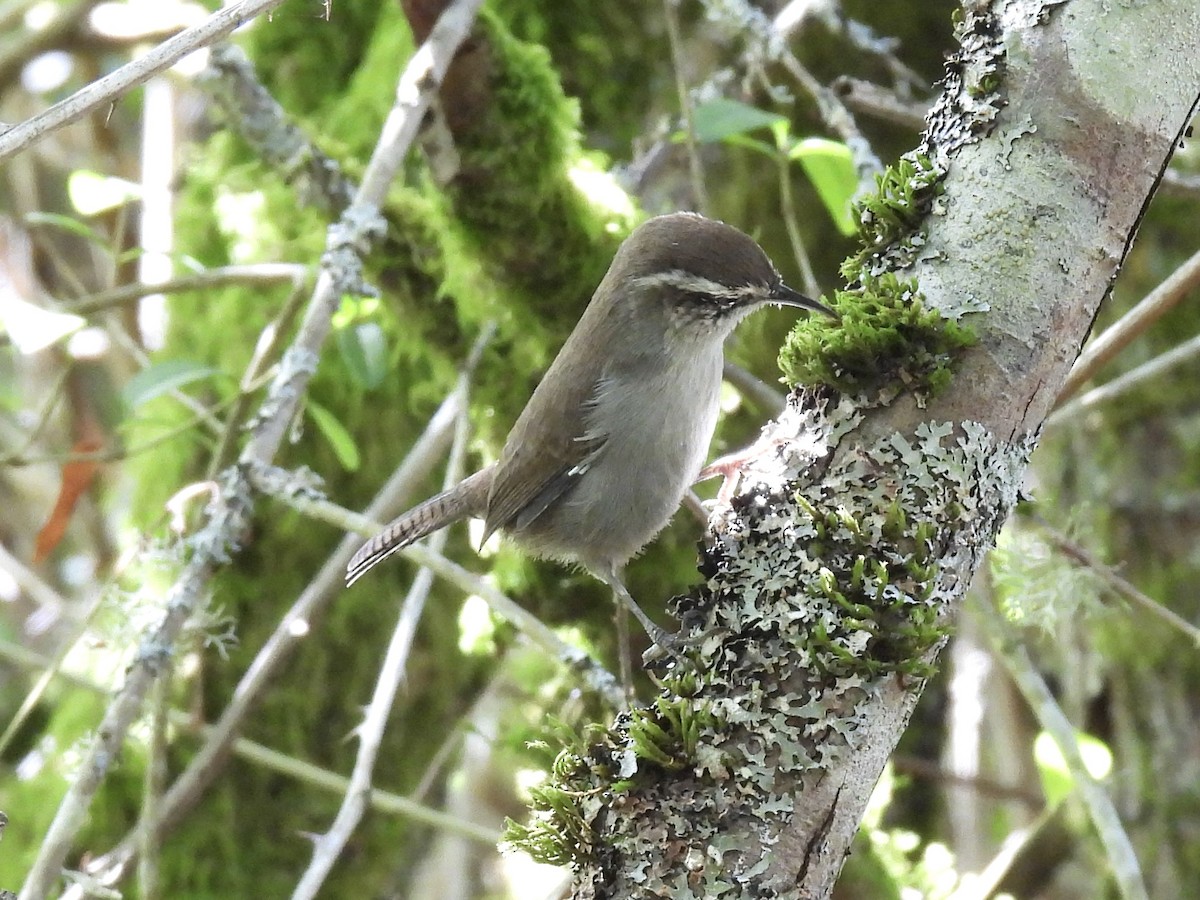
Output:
[[482, 371, 610, 543]]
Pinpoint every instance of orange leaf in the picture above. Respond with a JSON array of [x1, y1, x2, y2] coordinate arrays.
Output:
[[34, 437, 104, 564]]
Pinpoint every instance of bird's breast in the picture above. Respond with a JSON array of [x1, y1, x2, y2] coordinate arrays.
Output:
[[520, 345, 724, 570]]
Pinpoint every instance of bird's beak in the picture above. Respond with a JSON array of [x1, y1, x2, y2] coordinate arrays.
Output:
[[772, 283, 840, 320]]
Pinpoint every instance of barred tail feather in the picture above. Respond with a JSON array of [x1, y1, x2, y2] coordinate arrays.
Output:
[[345, 466, 493, 586]]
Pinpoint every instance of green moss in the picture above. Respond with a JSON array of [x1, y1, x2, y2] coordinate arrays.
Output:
[[779, 272, 976, 396], [502, 721, 607, 867], [628, 687, 713, 774], [437, 9, 626, 323], [494, 0, 658, 146], [777, 150, 975, 398], [504, 675, 715, 867], [242, 1, 391, 118], [845, 154, 942, 275], [794, 500, 945, 682]]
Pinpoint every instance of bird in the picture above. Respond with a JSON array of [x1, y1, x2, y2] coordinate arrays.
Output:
[[346, 212, 837, 646]]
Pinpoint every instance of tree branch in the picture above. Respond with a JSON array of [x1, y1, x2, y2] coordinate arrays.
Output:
[[548, 1, 1200, 895], [0, 0, 290, 161], [17, 2, 486, 895]]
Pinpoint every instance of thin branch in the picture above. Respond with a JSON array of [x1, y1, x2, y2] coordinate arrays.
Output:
[[18, 476, 241, 900], [1029, 516, 1200, 646], [1055, 246, 1200, 403], [17, 3, 486, 894], [777, 150, 822, 297], [0, 634, 499, 887], [773, 2, 927, 93], [771, 50, 882, 184], [39, 386, 465, 896], [205, 274, 312, 479], [64, 264, 310, 315], [0, 541, 69, 617], [0, 0, 290, 161], [0, 366, 70, 466], [662, 0, 710, 215], [156, 393, 464, 829], [243, 0, 485, 463], [291, 360, 477, 899], [831, 76, 928, 130], [0, 545, 108, 757], [3, 390, 242, 467], [72, 323, 503, 892], [982, 599, 1149, 900], [702, 0, 884, 187], [250, 462, 622, 704], [198, 45, 357, 215], [890, 755, 1043, 807], [1046, 329, 1200, 430], [137, 671, 170, 900], [722, 361, 786, 416]]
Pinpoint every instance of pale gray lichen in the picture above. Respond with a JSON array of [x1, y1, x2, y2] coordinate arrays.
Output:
[[511, 392, 1033, 896]]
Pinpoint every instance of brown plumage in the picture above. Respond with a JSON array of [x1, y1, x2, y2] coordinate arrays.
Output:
[[346, 213, 836, 642]]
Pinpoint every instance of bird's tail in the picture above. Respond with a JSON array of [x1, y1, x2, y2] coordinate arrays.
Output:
[[346, 466, 494, 586]]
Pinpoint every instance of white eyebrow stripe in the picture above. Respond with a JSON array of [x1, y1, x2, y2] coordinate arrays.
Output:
[[632, 269, 773, 301]]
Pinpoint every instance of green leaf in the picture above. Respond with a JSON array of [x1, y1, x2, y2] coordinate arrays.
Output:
[[67, 170, 142, 216], [718, 133, 777, 157], [337, 322, 389, 389], [123, 359, 223, 409], [791, 138, 859, 236], [1034, 730, 1113, 806], [308, 399, 360, 472], [24, 211, 108, 245], [0, 296, 85, 354], [691, 98, 786, 144]]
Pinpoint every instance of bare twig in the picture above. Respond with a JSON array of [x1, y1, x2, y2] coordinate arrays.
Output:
[[137, 671, 170, 900], [198, 46, 357, 215], [0, 632, 498, 900], [1046, 330, 1200, 429], [65, 264, 310, 315], [722, 360, 786, 416], [776, 150, 821, 297], [662, 0, 710, 215], [243, 0, 485, 463], [251, 462, 622, 704], [772, 50, 882, 185], [773, 1, 926, 92], [0, 0, 291, 161], [832, 76, 928, 130], [74, 324, 494, 892], [1055, 247, 1200, 403], [17, 1, 485, 894], [205, 274, 312, 479], [0, 545, 108, 757], [890, 755, 1042, 807], [1029, 516, 1200, 646], [981, 600, 1149, 900], [54, 386, 465, 896], [3, 393, 240, 467], [291, 359, 477, 899]]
